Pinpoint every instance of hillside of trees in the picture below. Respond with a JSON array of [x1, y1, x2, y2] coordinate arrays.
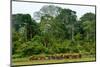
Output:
[[12, 5, 96, 58]]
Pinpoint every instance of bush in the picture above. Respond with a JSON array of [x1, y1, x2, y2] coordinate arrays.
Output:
[[20, 40, 48, 57], [12, 41, 22, 54]]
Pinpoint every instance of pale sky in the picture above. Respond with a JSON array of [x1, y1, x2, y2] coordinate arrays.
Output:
[[12, 1, 95, 19]]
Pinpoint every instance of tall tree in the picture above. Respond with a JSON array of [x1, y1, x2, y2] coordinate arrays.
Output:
[[39, 14, 54, 47], [80, 13, 96, 41], [55, 9, 77, 41], [33, 5, 61, 22], [12, 14, 39, 41]]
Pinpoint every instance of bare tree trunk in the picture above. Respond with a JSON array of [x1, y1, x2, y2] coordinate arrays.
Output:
[[71, 25, 74, 41]]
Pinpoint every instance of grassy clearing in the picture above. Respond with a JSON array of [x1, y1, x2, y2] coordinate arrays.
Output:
[[12, 57, 95, 66]]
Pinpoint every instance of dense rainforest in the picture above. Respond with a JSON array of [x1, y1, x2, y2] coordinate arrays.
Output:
[[12, 5, 96, 58]]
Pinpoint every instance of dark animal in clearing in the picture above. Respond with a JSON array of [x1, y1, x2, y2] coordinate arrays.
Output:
[[29, 54, 82, 61]]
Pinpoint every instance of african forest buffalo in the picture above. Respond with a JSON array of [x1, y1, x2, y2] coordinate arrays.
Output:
[[29, 53, 82, 61], [29, 56, 38, 61]]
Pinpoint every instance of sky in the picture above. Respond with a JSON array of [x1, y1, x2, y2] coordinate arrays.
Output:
[[12, 1, 95, 20]]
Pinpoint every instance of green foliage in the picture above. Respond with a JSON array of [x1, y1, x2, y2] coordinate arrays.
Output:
[[20, 41, 43, 57], [80, 13, 96, 22], [12, 5, 96, 58]]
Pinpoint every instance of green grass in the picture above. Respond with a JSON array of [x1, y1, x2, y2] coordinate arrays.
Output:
[[12, 57, 95, 66]]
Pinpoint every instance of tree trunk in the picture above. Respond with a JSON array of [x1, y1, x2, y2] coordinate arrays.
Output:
[[71, 25, 74, 41]]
